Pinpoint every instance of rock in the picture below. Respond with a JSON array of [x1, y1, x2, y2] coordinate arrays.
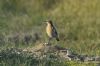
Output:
[[28, 43, 100, 62], [84, 56, 95, 62], [95, 56, 100, 61], [1, 43, 100, 62]]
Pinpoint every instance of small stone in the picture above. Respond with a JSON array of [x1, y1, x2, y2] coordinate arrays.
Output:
[[95, 56, 100, 61]]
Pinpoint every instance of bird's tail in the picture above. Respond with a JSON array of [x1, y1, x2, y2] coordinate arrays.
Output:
[[56, 37, 59, 41]]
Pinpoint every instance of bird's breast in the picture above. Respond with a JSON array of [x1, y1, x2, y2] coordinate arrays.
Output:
[[46, 25, 53, 37]]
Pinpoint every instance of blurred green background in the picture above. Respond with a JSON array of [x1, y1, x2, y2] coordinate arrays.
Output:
[[0, 0, 100, 55], [0, 0, 100, 66]]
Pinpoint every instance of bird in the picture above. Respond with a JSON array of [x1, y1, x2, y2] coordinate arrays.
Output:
[[45, 20, 59, 43]]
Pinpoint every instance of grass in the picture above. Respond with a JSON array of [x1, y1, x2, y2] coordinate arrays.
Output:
[[0, 48, 99, 66], [0, 0, 100, 66]]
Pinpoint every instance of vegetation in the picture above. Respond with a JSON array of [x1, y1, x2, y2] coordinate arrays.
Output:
[[0, 48, 98, 66], [0, 0, 100, 66]]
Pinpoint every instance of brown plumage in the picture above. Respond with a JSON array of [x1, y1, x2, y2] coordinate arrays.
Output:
[[45, 20, 59, 42]]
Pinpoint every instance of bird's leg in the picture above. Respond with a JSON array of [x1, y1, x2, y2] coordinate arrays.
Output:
[[48, 37, 51, 45]]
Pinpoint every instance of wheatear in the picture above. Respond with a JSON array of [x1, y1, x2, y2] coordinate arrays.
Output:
[[45, 20, 59, 43]]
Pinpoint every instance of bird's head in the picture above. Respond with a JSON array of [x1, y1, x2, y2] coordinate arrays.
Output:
[[44, 20, 53, 25]]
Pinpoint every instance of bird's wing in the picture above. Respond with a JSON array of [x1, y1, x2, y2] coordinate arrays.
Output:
[[52, 26, 58, 36]]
